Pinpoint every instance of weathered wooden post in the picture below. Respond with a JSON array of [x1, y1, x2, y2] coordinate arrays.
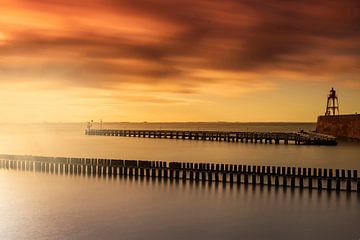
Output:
[[152, 168, 156, 178], [65, 163, 69, 174], [222, 172, 227, 183], [229, 173, 234, 184], [158, 168, 163, 179], [336, 179, 341, 192], [299, 176, 304, 189], [281, 167, 286, 176], [195, 171, 200, 182], [357, 180, 360, 193], [208, 171, 212, 182], [267, 174, 272, 187], [336, 169, 340, 178], [140, 168, 144, 177], [163, 168, 168, 178], [308, 177, 313, 190], [275, 175, 279, 188], [260, 175, 264, 186], [302, 168, 307, 177], [214, 172, 219, 183], [175, 170, 180, 180], [347, 170, 352, 179], [244, 174, 248, 185], [346, 179, 351, 192], [317, 178, 322, 190], [252, 174, 256, 185], [327, 178, 332, 191], [169, 169, 174, 179], [236, 173, 241, 184], [283, 176, 287, 188], [59, 163, 64, 174], [108, 165, 112, 175], [201, 171, 206, 182], [290, 176, 295, 189]]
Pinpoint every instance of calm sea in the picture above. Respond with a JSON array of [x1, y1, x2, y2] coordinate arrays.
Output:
[[0, 123, 359, 239]]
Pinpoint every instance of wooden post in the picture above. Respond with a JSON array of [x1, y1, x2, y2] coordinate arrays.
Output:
[[327, 178, 332, 191], [336, 169, 340, 178], [308, 177, 313, 190], [236, 173, 241, 184], [195, 171, 200, 182], [346, 179, 351, 192], [299, 176, 304, 189], [222, 172, 227, 183], [202, 172, 206, 182], [244, 174, 248, 185], [208, 171, 212, 182], [283, 176, 287, 188], [291, 176, 295, 189], [336, 179, 341, 192], [317, 178, 322, 190], [275, 175, 279, 187]]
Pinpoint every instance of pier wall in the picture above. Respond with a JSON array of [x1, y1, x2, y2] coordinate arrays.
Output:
[[0, 154, 359, 193], [316, 114, 360, 140]]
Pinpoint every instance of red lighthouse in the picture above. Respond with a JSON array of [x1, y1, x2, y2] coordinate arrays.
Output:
[[325, 88, 339, 116]]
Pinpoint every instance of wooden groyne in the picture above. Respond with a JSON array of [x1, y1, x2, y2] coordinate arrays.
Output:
[[85, 129, 337, 145], [1, 154, 358, 192]]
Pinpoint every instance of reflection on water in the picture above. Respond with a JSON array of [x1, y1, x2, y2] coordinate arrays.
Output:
[[0, 170, 359, 240]]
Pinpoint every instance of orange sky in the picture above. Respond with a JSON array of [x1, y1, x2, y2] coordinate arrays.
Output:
[[0, 0, 359, 122]]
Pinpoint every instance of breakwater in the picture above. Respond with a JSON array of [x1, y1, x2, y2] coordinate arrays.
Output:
[[316, 114, 360, 140], [1, 154, 358, 192], [85, 129, 337, 145]]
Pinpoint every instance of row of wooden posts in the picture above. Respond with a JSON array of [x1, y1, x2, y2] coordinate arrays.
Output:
[[0, 154, 359, 192]]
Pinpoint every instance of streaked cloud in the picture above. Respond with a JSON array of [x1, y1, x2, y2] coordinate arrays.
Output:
[[0, 0, 359, 121]]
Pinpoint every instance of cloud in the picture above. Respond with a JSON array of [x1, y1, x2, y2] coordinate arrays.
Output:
[[0, 0, 359, 93]]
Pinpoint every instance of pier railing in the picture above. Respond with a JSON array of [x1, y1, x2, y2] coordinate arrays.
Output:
[[1, 154, 358, 192]]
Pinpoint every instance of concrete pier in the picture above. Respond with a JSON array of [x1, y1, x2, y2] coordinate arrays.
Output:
[[85, 129, 337, 146], [0, 154, 358, 192]]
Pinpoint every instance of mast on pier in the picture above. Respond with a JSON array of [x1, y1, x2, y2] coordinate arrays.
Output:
[[325, 88, 339, 116]]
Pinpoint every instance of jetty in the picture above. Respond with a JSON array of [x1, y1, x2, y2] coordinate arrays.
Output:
[[85, 129, 337, 145], [1, 154, 358, 192]]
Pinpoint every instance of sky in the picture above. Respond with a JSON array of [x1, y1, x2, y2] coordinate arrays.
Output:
[[0, 0, 359, 122]]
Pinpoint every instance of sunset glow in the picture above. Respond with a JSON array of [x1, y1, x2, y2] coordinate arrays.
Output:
[[0, 0, 359, 122]]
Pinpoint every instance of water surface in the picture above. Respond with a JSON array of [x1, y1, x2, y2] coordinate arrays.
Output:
[[0, 123, 359, 239]]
